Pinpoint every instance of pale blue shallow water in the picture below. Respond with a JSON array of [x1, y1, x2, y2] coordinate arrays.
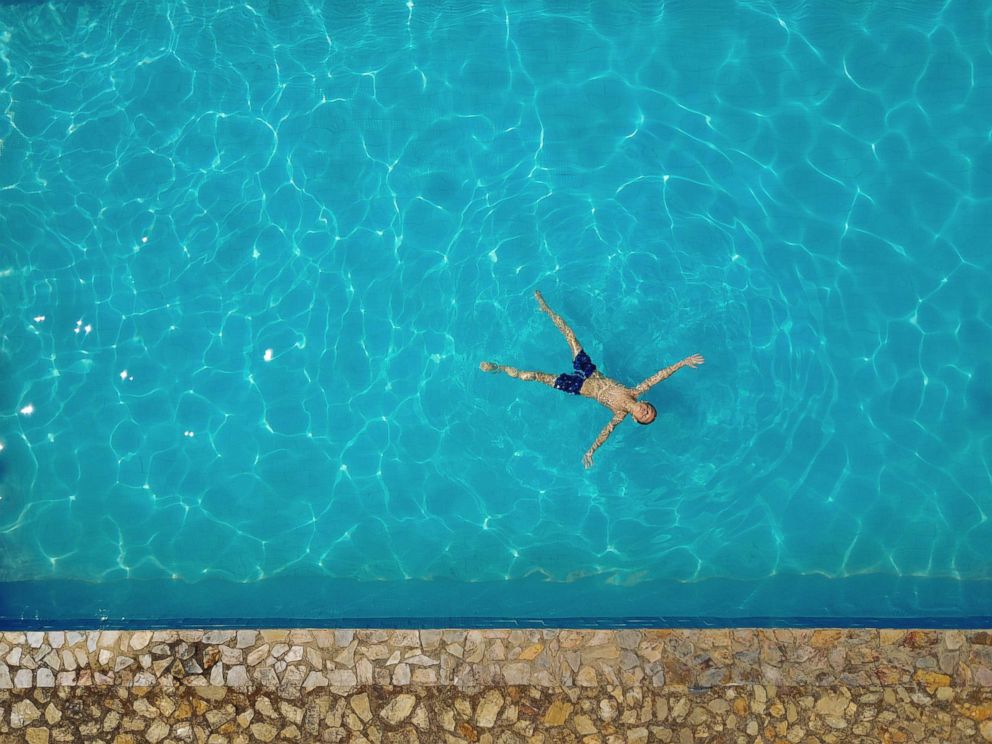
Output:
[[1, 0, 991, 625]]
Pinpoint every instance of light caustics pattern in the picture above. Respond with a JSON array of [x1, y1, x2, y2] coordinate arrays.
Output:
[[0, 0, 990, 610]]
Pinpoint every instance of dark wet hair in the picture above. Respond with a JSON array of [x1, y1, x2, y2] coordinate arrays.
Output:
[[636, 402, 657, 425]]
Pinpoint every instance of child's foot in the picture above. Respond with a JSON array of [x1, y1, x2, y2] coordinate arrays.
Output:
[[480, 361, 496, 372]]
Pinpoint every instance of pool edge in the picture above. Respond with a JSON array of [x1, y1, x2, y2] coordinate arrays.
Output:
[[1, 627, 990, 740]]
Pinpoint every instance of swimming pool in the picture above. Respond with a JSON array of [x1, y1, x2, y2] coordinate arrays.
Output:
[[1, 0, 990, 627]]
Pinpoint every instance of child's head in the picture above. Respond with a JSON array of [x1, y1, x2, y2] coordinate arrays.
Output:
[[632, 401, 657, 425]]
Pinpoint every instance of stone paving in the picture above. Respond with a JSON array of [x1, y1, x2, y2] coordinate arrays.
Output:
[[0, 629, 990, 742]]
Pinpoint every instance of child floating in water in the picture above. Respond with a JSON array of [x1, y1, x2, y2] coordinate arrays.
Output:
[[480, 290, 704, 468]]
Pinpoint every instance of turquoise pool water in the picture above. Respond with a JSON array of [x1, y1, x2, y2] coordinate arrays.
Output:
[[1, 0, 990, 625]]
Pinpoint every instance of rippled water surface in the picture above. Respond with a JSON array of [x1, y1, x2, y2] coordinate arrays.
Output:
[[1, 0, 991, 622]]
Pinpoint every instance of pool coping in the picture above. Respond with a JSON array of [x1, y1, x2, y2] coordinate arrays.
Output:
[[2, 628, 990, 691], [3, 628, 991, 742]]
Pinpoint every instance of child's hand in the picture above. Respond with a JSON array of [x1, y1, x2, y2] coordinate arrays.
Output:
[[583, 453, 593, 469], [684, 354, 705, 368]]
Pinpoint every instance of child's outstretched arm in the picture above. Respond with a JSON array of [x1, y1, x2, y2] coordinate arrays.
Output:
[[583, 411, 627, 468], [633, 354, 704, 396]]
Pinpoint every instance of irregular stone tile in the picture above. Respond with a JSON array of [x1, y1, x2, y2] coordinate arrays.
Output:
[[145, 719, 169, 743], [303, 670, 328, 690], [25, 728, 49, 744], [543, 699, 572, 726], [420, 631, 443, 651], [279, 701, 304, 724], [251, 721, 278, 742], [503, 663, 531, 685], [392, 630, 420, 647], [380, 693, 417, 724], [476, 690, 503, 727], [288, 630, 313, 644], [356, 658, 374, 685], [246, 644, 270, 667], [334, 640, 358, 667], [279, 665, 307, 696], [328, 669, 358, 687], [226, 666, 249, 688], [114, 657, 135, 673], [305, 647, 322, 669], [129, 632, 153, 651], [350, 693, 372, 722], [202, 631, 235, 645], [254, 665, 279, 689], [412, 668, 437, 684], [97, 631, 121, 649], [6, 646, 22, 666], [11, 699, 42, 727], [285, 646, 304, 663]]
